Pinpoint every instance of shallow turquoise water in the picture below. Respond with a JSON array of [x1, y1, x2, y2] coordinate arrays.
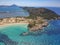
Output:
[[0, 20, 60, 45]]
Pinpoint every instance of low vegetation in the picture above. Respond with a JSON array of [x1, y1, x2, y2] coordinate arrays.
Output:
[[23, 7, 59, 20]]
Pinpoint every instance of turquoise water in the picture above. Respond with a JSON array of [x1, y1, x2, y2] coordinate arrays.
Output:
[[0, 20, 60, 45]]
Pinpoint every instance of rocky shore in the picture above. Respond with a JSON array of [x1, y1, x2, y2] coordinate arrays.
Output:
[[28, 21, 48, 32], [20, 17, 48, 36], [28, 17, 48, 32]]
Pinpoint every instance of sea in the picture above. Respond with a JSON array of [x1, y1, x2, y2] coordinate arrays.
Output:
[[0, 20, 60, 45], [0, 6, 60, 45]]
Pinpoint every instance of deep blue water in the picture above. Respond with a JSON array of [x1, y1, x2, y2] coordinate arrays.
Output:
[[0, 5, 29, 18], [36, 7, 60, 15], [0, 20, 60, 45], [0, 6, 60, 18], [45, 7, 60, 15]]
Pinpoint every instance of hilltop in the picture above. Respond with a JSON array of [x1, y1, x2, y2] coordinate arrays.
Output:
[[23, 7, 60, 19]]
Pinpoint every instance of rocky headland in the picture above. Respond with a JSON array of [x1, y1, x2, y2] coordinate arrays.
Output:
[[20, 7, 60, 36]]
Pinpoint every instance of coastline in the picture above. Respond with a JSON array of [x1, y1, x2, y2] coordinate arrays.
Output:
[[0, 23, 29, 27], [0, 17, 48, 32]]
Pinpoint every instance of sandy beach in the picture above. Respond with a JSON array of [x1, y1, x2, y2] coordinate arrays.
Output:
[[0, 23, 29, 28]]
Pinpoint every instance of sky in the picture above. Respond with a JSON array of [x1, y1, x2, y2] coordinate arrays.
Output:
[[0, 0, 60, 7]]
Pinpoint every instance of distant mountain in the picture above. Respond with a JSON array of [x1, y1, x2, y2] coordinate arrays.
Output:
[[0, 5, 29, 18], [23, 7, 60, 19]]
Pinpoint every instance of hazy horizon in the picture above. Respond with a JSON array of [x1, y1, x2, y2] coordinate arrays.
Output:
[[0, 4, 60, 15], [0, 0, 60, 7]]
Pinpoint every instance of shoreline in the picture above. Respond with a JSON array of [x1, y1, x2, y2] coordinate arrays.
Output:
[[0, 17, 48, 32], [0, 23, 29, 27]]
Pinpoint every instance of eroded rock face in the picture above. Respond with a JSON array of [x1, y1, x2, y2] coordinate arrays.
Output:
[[0, 33, 18, 45]]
